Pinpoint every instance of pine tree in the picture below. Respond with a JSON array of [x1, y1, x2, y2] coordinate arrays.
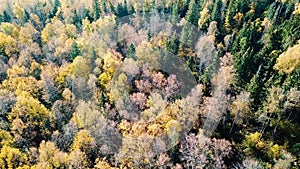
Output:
[[211, 0, 222, 24], [70, 41, 80, 62], [180, 24, 194, 47], [117, 3, 124, 17], [102, 1, 108, 14], [123, 0, 129, 16], [147, 29, 152, 41], [50, 0, 60, 19], [92, 0, 101, 21], [185, 0, 200, 26], [128, 4, 135, 14], [116, 1, 129, 17], [127, 44, 136, 59], [171, 2, 179, 26], [166, 33, 179, 55], [1, 9, 12, 23]]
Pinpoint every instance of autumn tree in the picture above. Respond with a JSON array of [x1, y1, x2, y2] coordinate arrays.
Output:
[[0, 145, 29, 169], [42, 19, 77, 65], [274, 41, 300, 74], [230, 91, 251, 134], [0, 90, 15, 130], [136, 40, 160, 70], [116, 133, 155, 168], [52, 120, 79, 152], [241, 131, 295, 166], [40, 66, 60, 106], [203, 53, 235, 137], [0, 60, 8, 82], [71, 130, 97, 166], [179, 133, 232, 169], [51, 100, 74, 131], [9, 91, 51, 147], [68, 150, 89, 168], [196, 22, 218, 78], [0, 31, 18, 57], [35, 141, 68, 168]]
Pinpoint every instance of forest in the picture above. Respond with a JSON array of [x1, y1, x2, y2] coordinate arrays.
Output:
[[0, 0, 299, 168]]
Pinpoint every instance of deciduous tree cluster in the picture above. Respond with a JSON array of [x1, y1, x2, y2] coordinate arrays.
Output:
[[0, 0, 299, 168]]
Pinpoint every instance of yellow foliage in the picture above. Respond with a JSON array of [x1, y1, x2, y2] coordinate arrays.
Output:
[[41, 19, 64, 42], [0, 23, 19, 37], [0, 145, 28, 169], [256, 141, 266, 150], [29, 61, 42, 77], [0, 32, 18, 57], [246, 132, 261, 144], [82, 17, 92, 34], [294, 3, 300, 15], [13, 4, 25, 21], [131, 123, 147, 137], [19, 23, 37, 43], [136, 41, 160, 69], [99, 70, 113, 89], [103, 51, 122, 71], [95, 158, 118, 169], [99, 51, 122, 89], [56, 63, 72, 85], [164, 120, 181, 147], [71, 130, 95, 152], [9, 91, 50, 127], [41, 24, 52, 43], [29, 14, 42, 28], [107, 73, 129, 102], [268, 143, 285, 159], [16, 165, 31, 169], [7, 65, 27, 78], [64, 24, 77, 38], [92, 15, 116, 32], [0, 130, 13, 147], [147, 123, 163, 136], [243, 132, 264, 153], [70, 56, 90, 79], [233, 12, 244, 25], [198, 7, 210, 29], [2, 76, 41, 97], [261, 18, 272, 29], [118, 122, 131, 137], [274, 42, 300, 74], [243, 132, 287, 162], [156, 109, 173, 126], [37, 141, 68, 168], [165, 120, 181, 133], [116, 73, 128, 89], [107, 87, 119, 103], [263, 87, 285, 114], [224, 16, 231, 32]]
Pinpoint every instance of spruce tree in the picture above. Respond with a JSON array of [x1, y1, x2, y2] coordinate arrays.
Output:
[[127, 44, 136, 59], [171, 2, 179, 26], [185, 0, 200, 26], [70, 42, 80, 62], [92, 0, 101, 21]]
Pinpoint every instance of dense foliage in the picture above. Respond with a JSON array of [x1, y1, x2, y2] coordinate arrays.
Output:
[[0, 0, 299, 168]]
